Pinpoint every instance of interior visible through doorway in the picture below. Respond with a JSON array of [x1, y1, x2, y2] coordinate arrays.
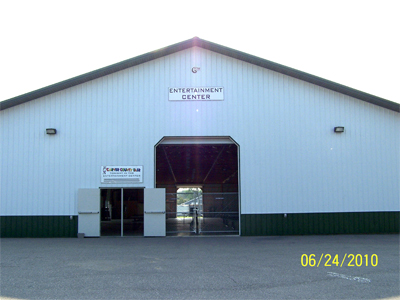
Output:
[[155, 137, 240, 236], [100, 188, 144, 236]]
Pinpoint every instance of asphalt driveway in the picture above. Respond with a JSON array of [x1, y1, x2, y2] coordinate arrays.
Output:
[[1, 234, 399, 299]]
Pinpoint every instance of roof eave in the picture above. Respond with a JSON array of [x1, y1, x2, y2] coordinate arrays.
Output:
[[195, 38, 400, 112], [0, 38, 198, 111]]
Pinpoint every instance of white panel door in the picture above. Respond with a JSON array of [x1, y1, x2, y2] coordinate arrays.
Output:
[[78, 189, 100, 237], [144, 188, 166, 237]]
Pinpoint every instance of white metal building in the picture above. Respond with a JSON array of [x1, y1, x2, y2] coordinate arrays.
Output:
[[1, 37, 399, 237]]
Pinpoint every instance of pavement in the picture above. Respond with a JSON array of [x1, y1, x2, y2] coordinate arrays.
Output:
[[1, 234, 399, 300]]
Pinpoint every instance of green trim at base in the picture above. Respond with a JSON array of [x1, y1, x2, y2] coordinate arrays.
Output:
[[241, 212, 400, 236], [2, 212, 398, 237], [0, 216, 78, 237]]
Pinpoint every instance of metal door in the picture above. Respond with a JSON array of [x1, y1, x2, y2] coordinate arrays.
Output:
[[144, 188, 166, 237], [78, 189, 100, 237]]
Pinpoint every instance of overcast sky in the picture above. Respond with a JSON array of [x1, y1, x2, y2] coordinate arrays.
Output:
[[1, 0, 399, 104]]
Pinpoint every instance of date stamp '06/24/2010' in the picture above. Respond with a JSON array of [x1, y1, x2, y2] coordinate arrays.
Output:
[[301, 254, 378, 267]]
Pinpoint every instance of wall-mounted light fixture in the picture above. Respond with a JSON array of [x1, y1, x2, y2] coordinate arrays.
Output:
[[334, 127, 344, 133], [46, 128, 57, 135]]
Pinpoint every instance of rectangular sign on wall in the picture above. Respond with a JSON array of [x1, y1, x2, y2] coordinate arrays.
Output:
[[169, 87, 224, 101], [101, 166, 143, 183]]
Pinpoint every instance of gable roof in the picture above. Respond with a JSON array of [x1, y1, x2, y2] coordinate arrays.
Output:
[[1, 37, 399, 112]]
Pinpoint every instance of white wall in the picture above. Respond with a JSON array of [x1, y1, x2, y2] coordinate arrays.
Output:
[[1, 47, 399, 216]]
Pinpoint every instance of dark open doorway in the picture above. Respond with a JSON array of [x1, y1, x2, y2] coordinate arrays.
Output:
[[100, 188, 144, 236], [155, 137, 240, 235]]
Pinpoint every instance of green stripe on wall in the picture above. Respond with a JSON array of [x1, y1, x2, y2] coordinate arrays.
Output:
[[241, 212, 400, 236], [0, 216, 78, 237]]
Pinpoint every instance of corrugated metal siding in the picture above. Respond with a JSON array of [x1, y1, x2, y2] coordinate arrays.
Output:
[[1, 47, 399, 217]]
